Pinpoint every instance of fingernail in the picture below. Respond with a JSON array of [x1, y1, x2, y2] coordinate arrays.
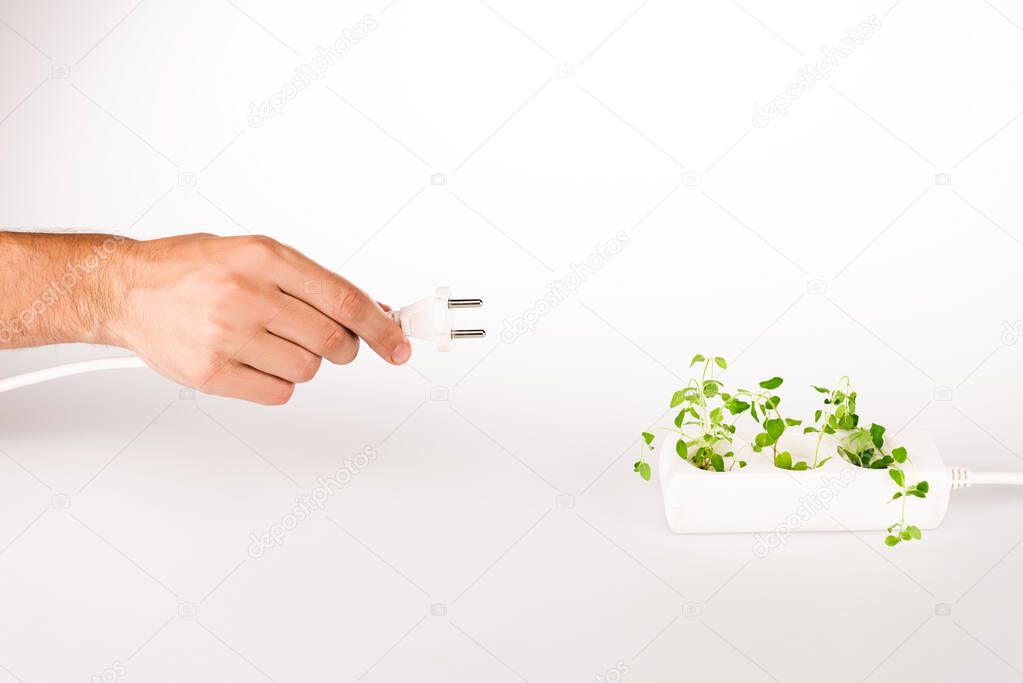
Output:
[[390, 341, 411, 364]]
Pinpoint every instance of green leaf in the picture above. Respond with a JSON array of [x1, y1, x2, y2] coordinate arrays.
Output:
[[812, 385, 830, 394], [711, 454, 724, 472], [870, 424, 886, 450], [884, 535, 900, 546], [889, 469, 905, 487], [892, 446, 907, 463], [676, 439, 688, 460], [792, 461, 808, 471], [674, 411, 684, 428], [739, 460, 747, 468], [690, 354, 706, 367], [710, 407, 723, 424], [670, 390, 686, 408], [714, 356, 727, 369], [816, 457, 832, 467], [891, 491, 903, 501], [642, 432, 655, 446], [754, 432, 770, 448], [774, 451, 792, 470], [702, 381, 719, 397], [900, 529, 912, 541], [635, 461, 651, 481], [726, 399, 750, 415], [908, 525, 922, 540], [916, 481, 929, 493], [814, 409, 822, 422], [907, 490, 925, 498], [785, 418, 802, 426], [764, 418, 785, 441], [759, 377, 783, 390]]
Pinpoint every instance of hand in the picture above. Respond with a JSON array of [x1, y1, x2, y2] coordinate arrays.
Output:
[[108, 233, 411, 404]]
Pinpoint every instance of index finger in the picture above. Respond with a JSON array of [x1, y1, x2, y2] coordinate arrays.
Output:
[[275, 249, 411, 365]]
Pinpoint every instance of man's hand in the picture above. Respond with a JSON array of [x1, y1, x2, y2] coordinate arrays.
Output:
[[0, 231, 411, 404]]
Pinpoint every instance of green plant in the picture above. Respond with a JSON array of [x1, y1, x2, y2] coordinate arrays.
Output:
[[634, 354, 746, 478], [735, 377, 809, 470], [807, 378, 930, 546], [801, 378, 856, 468]]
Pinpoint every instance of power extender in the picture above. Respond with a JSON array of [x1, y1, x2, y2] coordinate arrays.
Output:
[[658, 431, 951, 535]]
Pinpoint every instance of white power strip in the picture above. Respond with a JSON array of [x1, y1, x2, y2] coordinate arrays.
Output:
[[659, 430, 1016, 535]]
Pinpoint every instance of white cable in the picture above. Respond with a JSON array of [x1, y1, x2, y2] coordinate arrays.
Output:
[[947, 466, 1023, 490], [0, 356, 146, 393]]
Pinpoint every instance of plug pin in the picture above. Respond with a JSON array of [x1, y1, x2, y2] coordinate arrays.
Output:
[[448, 298, 482, 309], [451, 329, 486, 339]]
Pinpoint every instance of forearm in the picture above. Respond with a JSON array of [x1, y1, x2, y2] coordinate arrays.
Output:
[[0, 231, 131, 349]]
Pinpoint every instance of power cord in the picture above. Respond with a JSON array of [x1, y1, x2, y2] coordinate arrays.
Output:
[[0, 286, 483, 393], [0, 356, 146, 393], [947, 467, 1023, 490]]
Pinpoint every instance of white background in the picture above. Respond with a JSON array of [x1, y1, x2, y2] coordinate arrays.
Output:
[[2, 0, 1023, 681]]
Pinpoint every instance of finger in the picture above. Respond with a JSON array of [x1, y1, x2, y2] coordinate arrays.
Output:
[[274, 254, 410, 365], [266, 294, 360, 365], [199, 361, 296, 405], [234, 332, 322, 384]]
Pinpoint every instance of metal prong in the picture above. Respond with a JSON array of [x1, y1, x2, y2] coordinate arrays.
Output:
[[448, 298, 482, 309], [451, 329, 486, 339]]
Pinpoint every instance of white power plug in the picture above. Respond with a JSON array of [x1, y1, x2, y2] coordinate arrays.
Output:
[[386, 286, 485, 351]]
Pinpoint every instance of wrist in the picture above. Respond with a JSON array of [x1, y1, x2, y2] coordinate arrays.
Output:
[[87, 234, 139, 347]]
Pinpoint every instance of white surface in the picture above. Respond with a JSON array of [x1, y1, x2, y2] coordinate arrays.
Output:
[[2, 1, 1023, 681]]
